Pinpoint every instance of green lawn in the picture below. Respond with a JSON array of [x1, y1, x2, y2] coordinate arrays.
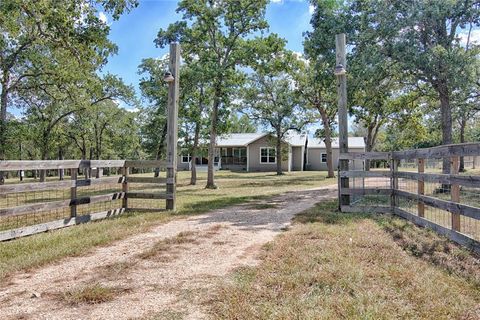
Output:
[[210, 200, 480, 319], [0, 170, 333, 280]]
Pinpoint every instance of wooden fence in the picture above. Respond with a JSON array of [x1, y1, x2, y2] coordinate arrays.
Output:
[[339, 143, 480, 253], [0, 159, 175, 241]]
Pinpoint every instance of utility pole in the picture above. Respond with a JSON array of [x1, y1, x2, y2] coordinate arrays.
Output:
[[335, 33, 349, 209], [166, 42, 180, 210]]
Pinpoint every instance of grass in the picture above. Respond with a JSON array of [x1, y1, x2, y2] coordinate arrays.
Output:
[[60, 283, 128, 305], [210, 200, 480, 319], [137, 230, 199, 260], [0, 170, 333, 280]]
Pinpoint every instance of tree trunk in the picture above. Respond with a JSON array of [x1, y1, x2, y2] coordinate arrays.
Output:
[[276, 130, 283, 175], [459, 117, 466, 172], [438, 84, 452, 175], [0, 73, 9, 185], [206, 95, 220, 189], [365, 124, 374, 172], [59, 147, 64, 180], [437, 83, 452, 193], [190, 121, 201, 185], [39, 150, 47, 182], [318, 108, 334, 178]]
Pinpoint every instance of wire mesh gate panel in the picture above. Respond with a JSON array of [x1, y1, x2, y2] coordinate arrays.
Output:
[[0, 160, 174, 241], [339, 143, 480, 253]]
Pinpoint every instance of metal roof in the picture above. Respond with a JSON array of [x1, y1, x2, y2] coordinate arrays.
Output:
[[215, 133, 267, 147], [215, 132, 307, 147], [308, 137, 365, 148]]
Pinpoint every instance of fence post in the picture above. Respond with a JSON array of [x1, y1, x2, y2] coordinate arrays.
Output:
[[451, 156, 461, 231], [417, 158, 425, 217], [390, 153, 398, 212], [70, 169, 77, 218], [122, 166, 129, 211], [335, 33, 349, 210], [166, 42, 180, 211]]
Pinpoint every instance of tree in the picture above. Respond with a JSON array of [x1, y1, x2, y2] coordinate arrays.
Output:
[[302, 0, 353, 178], [138, 57, 170, 177], [178, 61, 211, 185], [364, 0, 480, 174], [241, 54, 310, 175], [296, 59, 337, 178], [226, 113, 257, 134], [156, 0, 279, 188], [0, 0, 137, 183]]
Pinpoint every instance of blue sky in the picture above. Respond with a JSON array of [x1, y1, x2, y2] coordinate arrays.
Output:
[[102, 0, 314, 109]]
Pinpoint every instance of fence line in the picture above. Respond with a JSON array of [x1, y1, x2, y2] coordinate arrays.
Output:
[[0, 159, 174, 241], [339, 142, 480, 253]]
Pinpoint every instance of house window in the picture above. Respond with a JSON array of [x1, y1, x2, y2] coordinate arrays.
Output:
[[321, 153, 327, 163], [181, 154, 191, 163], [260, 147, 276, 164]]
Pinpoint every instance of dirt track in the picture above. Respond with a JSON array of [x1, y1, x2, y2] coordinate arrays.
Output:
[[0, 187, 336, 320]]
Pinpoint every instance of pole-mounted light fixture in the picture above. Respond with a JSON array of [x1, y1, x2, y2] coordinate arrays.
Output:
[[334, 64, 346, 76], [163, 71, 174, 83]]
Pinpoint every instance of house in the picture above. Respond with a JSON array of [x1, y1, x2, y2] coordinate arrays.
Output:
[[178, 132, 307, 172], [178, 133, 366, 172], [306, 137, 365, 171]]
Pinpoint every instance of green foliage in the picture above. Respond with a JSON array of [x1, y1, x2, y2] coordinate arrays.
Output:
[[0, 0, 137, 166], [226, 114, 257, 134]]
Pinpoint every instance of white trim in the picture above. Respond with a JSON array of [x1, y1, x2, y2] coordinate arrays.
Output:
[[181, 154, 191, 163], [246, 145, 250, 172], [321, 153, 327, 163], [301, 146, 305, 171], [288, 145, 292, 172], [259, 147, 276, 164]]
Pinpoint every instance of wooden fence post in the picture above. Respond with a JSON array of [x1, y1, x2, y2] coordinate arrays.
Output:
[[336, 33, 349, 209], [166, 42, 180, 211], [451, 156, 461, 231], [390, 154, 398, 212], [70, 169, 77, 218], [122, 166, 129, 210], [417, 158, 425, 217]]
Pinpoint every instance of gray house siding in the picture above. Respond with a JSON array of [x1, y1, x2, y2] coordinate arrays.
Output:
[[247, 135, 290, 172], [291, 146, 304, 171], [307, 147, 364, 171], [177, 159, 190, 171]]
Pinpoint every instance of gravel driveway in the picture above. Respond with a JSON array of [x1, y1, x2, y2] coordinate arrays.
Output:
[[0, 187, 336, 320]]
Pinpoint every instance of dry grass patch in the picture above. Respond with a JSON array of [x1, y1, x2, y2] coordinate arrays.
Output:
[[137, 231, 199, 260], [248, 203, 278, 210], [200, 224, 229, 239], [378, 216, 480, 287], [60, 283, 129, 305], [210, 201, 480, 319], [94, 260, 137, 281]]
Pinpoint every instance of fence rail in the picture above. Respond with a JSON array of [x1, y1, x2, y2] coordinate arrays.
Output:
[[339, 142, 480, 253], [0, 159, 175, 241]]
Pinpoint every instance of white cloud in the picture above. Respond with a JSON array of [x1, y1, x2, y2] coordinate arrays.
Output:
[[309, 4, 315, 14], [99, 12, 108, 24], [271, 0, 283, 3]]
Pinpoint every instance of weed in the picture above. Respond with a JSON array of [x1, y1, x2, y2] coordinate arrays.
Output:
[[60, 283, 128, 305]]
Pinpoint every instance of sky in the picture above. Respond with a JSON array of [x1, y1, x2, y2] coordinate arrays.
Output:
[[102, 0, 314, 110]]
